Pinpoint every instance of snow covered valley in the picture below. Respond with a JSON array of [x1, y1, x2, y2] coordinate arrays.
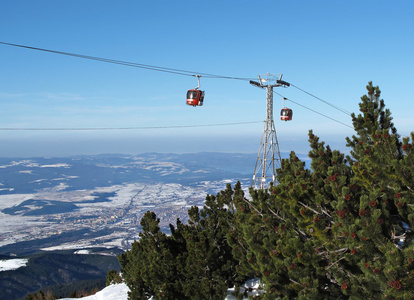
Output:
[[0, 153, 256, 299]]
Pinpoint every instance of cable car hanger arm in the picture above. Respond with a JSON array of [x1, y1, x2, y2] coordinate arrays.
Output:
[[194, 75, 201, 90]]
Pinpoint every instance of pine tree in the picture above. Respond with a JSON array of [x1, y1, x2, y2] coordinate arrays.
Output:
[[341, 82, 414, 298], [179, 183, 244, 299], [106, 269, 123, 286], [119, 184, 243, 299], [230, 82, 414, 299], [229, 149, 347, 298], [119, 211, 187, 299]]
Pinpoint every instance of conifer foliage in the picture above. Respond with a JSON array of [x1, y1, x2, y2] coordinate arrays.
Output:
[[120, 82, 414, 299], [229, 82, 414, 299], [119, 184, 243, 299]]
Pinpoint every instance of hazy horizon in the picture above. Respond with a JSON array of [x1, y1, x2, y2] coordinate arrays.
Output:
[[0, 131, 351, 158]]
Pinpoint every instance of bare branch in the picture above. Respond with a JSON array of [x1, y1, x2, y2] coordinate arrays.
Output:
[[326, 256, 346, 270], [267, 207, 285, 222]]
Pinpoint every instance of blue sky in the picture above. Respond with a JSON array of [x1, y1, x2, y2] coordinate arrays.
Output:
[[0, 1, 413, 157]]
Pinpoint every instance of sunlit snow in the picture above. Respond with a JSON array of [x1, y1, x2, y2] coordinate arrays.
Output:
[[40, 163, 71, 168], [58, 279, 263, 300], [0, 258, 29, 272], [59, 283, 129, 300]]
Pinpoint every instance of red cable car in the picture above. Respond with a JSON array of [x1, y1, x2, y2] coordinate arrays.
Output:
[[186, 89, 205, 107], [280, 97, 292, 121], [280, 108, 293, 121], [186, 75, 205, 107]]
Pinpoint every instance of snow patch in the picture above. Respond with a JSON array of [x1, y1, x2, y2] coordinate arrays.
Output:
[[57, 279, 264, 300], [59, 283, 130, 300], [40, 163, 71, 168], [74, 250, 90, 255], [19, 170, 33, 174], [0, 194, 34, 210], [226, 278, 264, 299], [193, 169, 210, 173], [0, 258, 29, 272], [0, 160, 39, 168], [173, 201, 187, 206], [30, 179, 48, 183]]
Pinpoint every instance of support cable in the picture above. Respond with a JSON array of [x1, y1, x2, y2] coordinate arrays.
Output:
[[290, 83, 352, 116], [0, 41, 254, 81], [273, 91, 353, 129], [0, 121, 264, 131], [1, 41, 353, 114], [1, 41, 355, 129]]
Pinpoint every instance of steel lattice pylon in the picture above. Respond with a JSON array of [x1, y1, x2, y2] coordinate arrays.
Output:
[[251, 74, 287, 190]]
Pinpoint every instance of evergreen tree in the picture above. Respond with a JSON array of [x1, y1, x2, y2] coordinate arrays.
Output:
[[230, 82, 414, 299], [25, 290, 56, 300], [106, 269, 123, 286], [341, 82, 414, 298], [179, 183, 244, 299], [119, 184, 243, 299], [119, 211, 187, 299], [229, 149, 346, 299]]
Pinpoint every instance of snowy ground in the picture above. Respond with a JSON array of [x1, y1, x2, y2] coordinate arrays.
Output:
[[0, 180, 239, 250], [58, 279, 263, 300], [0, 258, 29, 272], [59, 283, 129, 300]]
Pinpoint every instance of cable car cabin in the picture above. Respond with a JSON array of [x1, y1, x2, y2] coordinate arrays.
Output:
[[186, 89, 205, 107], [280, 108, 293, 121]]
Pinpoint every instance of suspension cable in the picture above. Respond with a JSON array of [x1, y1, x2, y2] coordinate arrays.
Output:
[[273, 91, 353, 129], [0, 121, 264, 131], [0, 41, 254, 81], [1, 41, 355, 130], [290, 83, 352, 116]]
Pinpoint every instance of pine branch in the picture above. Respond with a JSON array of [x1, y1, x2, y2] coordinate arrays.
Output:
[[326, 256, 346, 270], [242, 197, 263, 217], [298, 201, 320, 215], [267, 207, 285, 222], [289, 278, 302, 286], [318, 247, 348, 256]]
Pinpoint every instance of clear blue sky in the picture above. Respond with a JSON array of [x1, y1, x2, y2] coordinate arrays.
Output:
[[0, 0, 413, 157]]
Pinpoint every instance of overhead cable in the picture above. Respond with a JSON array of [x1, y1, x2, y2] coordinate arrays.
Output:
[[273, 91, 353, 129], [0, 121, 264, 131], [1, 41, 351, 113], [0, 41, 253, 81], [290, 83, 352, 116], [1, 41, 354, 129]]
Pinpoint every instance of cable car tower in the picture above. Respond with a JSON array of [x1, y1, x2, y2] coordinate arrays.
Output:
[[250, 74, 290, 189]]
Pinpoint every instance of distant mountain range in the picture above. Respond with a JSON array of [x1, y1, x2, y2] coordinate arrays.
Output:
[[0, 152, 259, 195]]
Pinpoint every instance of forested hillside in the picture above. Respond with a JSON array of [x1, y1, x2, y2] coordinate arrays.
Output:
[[1, 250, 120, 300], [119, 82, 414, 299]]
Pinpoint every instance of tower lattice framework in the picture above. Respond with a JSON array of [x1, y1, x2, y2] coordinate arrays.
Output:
[[251, 74, 287, 190]]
